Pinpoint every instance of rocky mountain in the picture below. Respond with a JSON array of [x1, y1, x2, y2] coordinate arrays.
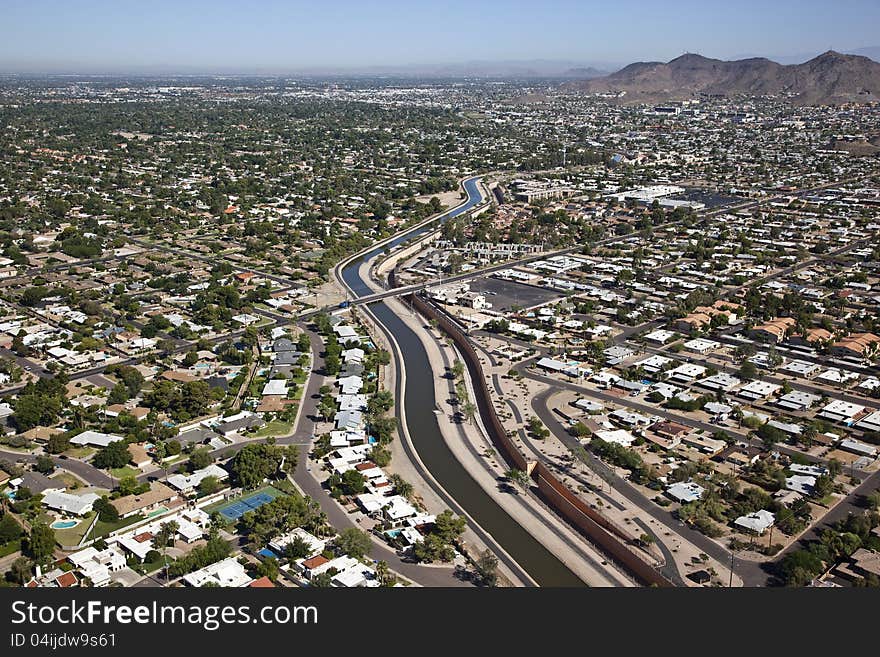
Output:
[[563, 51, 880, 104]]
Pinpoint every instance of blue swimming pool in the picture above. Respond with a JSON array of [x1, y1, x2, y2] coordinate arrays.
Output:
[[51, 520, 78, 529]]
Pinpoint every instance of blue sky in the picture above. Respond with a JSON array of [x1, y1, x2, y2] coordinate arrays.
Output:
[[2, 0, 879, 73]]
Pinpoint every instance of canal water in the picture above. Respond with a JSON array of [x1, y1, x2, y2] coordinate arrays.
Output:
[[340, 178, 583, 587]]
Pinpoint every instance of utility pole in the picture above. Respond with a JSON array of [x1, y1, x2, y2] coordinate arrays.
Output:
[[728, 550, 735, 587]]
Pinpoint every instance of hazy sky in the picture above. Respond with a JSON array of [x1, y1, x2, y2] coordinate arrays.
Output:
[[2, 0, 879, 73]]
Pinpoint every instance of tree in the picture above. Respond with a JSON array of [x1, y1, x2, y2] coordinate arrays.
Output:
[[107, 383, 130, 405], [475, 549, 499, 587], [93, 440, 130, 470], [189, 447, 213, 471], [116, 476, 140, 497], [375, 560, 396, 587], [153, 521, 179, 550], [451, 361, 465, 379], [311, 572, 333, 588], [47, 434, 71, 454], [283, 535, 314, 560], [93, 496, 119, 522], [254, 557, 279, 582], [26, 524, 56, 564], [827, 458, 843, 478], [335, 527, 372, 559], [331, 469, 366, 496], [0, 514, 23, 544], [738, 361, 758, 381], [461, 401, 477, 425], [504, 468, 530, 492], [8, 557, 32, 585], [34, 455, 55, 474], [230, 443, 285, 489], [432, 510, 466, 544], [813, 474, 834, 499], [198, 476, 222, 495]]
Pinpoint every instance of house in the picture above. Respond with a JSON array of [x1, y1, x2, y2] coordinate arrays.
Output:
[[336, 375, 363, 395], [67, 546, 126, 587], [166, 464, 229, 494], [249, 576, 275, 588], [818, 400, 867, 424], [9, 472, 62, 496], [838, 438, 877, 458], [261, 379, 288, 396], [847, 548, 880, 579], [70, 430, 123, 448], [643, 329, 676, 345], [41, 491, 100, 517], [666, 481, 705, 503], [301, 555, 359, 581], [683, 338, 721, 354], [667, 363, 706, 383], [776, 390, 820, 412], [176, 427, 218, 446], [650, 420, 690, 442], [831, 333, 880, 359], [696, 372, 740, 392], [788, 327, 832, 347], [594, 428, 636, 447], [215, 413, 265, 437], [183, 556, 252, 588], [786, 474, 816, 496], [128, 443, 152, 470], [331, 562, 380, 588], [111, 481, 177, 519], [737, 380, 781, 401], [734, 510, 775, 535], [341, 347, 365, 364], [680, 433, 726, 456], [749, 317, 796, 344], [269, 528, 327, 558], [855, 411, 880, 434], [780, 360, 821, 379]]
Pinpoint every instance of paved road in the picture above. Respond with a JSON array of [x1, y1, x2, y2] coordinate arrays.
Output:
[[0, 448, 115, 489], [283, 326, 472, 587]]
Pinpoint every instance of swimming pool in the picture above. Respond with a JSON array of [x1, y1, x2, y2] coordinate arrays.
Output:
[[146, 506, 170, 518], [51, 520, 78, 529]]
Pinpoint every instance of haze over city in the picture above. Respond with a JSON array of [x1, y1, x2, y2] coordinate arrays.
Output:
[[2, 0, 880, 74]]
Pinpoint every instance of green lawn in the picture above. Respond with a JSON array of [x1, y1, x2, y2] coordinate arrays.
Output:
[[110, 466, 140, 480], [253, 420, 293, 438], [54, 517, 91, 547], [50, 472, 85, 490], [91, 514, 144, 539], [64, 447, 95, 459], [248, 375, 267, 398], [133, 557, 165, 575], [0, 539, 21, 558]]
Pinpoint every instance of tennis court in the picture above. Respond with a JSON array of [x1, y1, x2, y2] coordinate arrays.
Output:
[[217, 487, 283, 521]]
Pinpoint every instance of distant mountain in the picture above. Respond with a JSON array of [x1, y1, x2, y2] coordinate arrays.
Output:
[[563, 51, 880, 104], [561, 66, 606, 79]]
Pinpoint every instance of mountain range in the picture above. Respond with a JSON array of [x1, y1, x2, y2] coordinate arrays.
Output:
[[563, 50, 880, 104]]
